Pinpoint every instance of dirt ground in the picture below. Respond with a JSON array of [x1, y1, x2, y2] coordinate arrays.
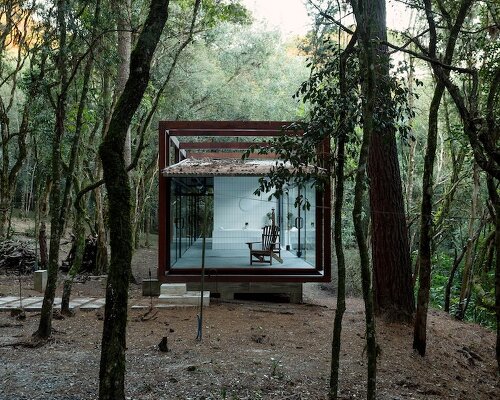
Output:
[[0, 244, 499, 400]]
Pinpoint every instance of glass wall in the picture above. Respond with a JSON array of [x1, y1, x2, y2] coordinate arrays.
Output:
[[168, 176, 316, 268], [281, 183, 316, 266], [170, 177, 213, 266]]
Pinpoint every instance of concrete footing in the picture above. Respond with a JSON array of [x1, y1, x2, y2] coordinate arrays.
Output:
[[158, 284, 210, 306], [34, 270, 47, 293], [142, 279, 160, 296], [186, 282, 303, 303]]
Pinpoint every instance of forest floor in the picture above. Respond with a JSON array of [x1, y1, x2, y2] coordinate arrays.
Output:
[[0, 237, 499, 399]]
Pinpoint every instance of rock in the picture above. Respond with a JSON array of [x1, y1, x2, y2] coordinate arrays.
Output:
[[158, 336, 169, 352]]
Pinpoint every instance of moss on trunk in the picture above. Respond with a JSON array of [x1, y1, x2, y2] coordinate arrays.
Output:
[[98, 1, 170, 399]]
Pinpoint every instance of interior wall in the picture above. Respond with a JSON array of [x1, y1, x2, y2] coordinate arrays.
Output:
[[213, 177, 277, 230]]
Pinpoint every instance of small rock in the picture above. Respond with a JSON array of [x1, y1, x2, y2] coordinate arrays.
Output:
[[158, 336, 169, 352]]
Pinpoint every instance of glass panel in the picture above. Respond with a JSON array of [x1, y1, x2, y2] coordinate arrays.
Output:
[[168, 176, 317, 270]]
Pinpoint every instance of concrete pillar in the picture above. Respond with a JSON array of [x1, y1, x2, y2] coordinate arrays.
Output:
[[142, 279, 160, 296], [34, 270, 47, 293]]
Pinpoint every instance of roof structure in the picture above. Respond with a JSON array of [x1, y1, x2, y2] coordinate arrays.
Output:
[[162, 158, 299, 177]]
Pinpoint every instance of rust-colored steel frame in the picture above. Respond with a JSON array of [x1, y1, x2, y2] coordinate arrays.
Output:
[[158, 121, 331, 283]]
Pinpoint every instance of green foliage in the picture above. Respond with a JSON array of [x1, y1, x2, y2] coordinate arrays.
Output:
[[428, 253, 454, 310], [429, 251, 497, 330]]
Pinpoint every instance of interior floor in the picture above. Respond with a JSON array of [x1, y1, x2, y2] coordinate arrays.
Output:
[[170, 238, 315, 269]]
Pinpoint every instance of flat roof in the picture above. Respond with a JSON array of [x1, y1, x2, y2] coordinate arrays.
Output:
[[162, 158, 298, 177]]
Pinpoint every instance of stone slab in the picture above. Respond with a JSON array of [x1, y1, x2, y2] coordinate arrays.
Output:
[[0, 296, 20, 305], [160, 283, 187, 296], [0, 297, 43, 310], [79, 298, 106, 310], [158, 291, 210, 307], [68, 298, 95, 308]]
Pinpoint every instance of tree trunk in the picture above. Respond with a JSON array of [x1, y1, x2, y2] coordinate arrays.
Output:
[[329, 31, 357, 400], [445, 247, 465, 313], [405, 55, 416, 222], [94, 182, 108, 274], [61, 202, 85, 315], [35, 0, 68, 339], [114, 0, 132, 167], [38, 222, 48, 270], [362, 0, 415, 322], [413, 80, 445, 355], [486, 178, 500, 372], [94, 71, 112, 275], [352, 1, 378, 397], [456, 163, 480, 319], [98, 1, 169, 399]]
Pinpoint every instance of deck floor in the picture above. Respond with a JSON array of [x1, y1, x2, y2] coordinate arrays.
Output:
[[171, 239, 315, 269]]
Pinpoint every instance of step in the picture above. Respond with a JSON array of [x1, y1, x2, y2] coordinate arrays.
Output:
[[160, 283, 187, 296], [158, 291, 210, 307]]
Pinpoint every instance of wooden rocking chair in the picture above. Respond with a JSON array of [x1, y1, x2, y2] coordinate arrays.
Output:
[[246, 225, 283, 265]]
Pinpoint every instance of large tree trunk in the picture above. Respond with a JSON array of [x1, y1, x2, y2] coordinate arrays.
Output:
[[361, 0, 415, 322], [413, 81, 445, 355], [98, 1, 169, 398]]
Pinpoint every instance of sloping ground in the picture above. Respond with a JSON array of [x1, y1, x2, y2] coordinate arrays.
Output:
[[0, 246, 498, 399]]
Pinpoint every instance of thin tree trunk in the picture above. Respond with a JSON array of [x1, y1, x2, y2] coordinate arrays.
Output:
[[413, 80, 445, 355], [405, 55, 416, 222], [98, 2, 170, 398], [352, 1, 378, 396], [37, 222, 48, 270], [329, 30, 357, 400], [114, 0, 132, 167], [456, 163, 480, 319], [61, 194, 85, 315], [94, 70, 112, 275], [353, 96, 377, 400], [486, 178, 500, 372], [144, 206, 151, 247], [445, 247, 465, 313], [35, 0, 68, 339]]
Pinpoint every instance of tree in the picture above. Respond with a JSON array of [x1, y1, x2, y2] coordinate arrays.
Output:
[[413, 0, 471, 356], [400, 0, 499, 368], [356, 0, 415, 322], [98, 0, 171, 397], [308, 0, 415, 322], [35, 0, 71, 339], [0, 1, 42, 238]]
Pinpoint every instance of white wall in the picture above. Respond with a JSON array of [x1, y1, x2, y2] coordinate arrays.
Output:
[[213, 177, 277, 230]]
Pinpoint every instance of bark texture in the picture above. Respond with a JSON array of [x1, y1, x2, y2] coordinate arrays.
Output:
[[413, 81, 444, 355], [414, 0, 473, 354], [98, 1, 169, 399], [329, 31, 357, 400], [35, 0, 68, 339], [364, 0, 414, 321], [352, 1, 378, 397]]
